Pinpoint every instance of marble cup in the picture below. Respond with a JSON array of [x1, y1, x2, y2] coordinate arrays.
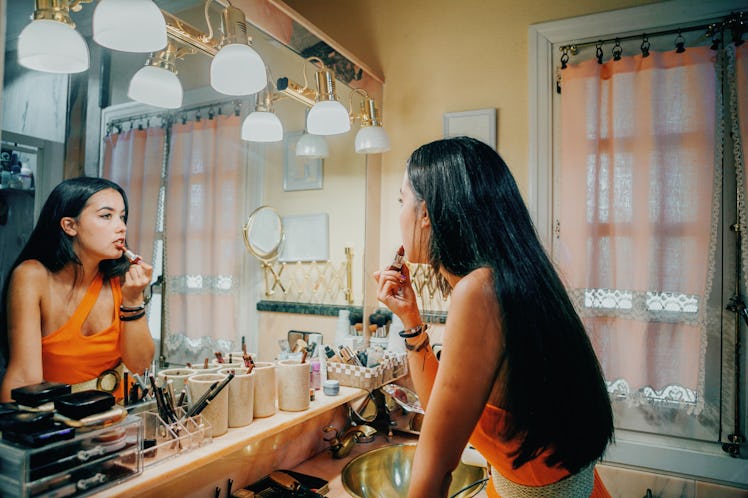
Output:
[[218, 367, 255, 428], [157, 368, 196, 397], [276, 359, 311, 412], [252, 362, 277, 418], [211, 360, 244, 370], [187, 373, 229, 437], [186, 362, 222, 375]]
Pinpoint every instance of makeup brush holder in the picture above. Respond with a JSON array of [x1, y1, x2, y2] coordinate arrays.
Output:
[[187, 374, 229, 437], [218, 367, 255, 428], [252, 362, 277, 418], [157, 368, 196, 397], [276, 359, 311, 412]]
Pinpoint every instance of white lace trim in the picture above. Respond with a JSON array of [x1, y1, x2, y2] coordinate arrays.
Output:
[[491, 463, 594, 498]]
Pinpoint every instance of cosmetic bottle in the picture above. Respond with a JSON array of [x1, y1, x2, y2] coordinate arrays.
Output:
[[319, 344, 328, 384], [310, 359, 321, 390], [388, 313, 406, 353]]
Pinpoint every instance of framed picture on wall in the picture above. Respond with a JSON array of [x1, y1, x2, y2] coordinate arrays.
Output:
[[443, 108, 497, 150], [283, 131, 323, 191]]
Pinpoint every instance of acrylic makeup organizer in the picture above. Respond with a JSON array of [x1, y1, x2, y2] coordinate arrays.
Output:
[[137, 408, 211, 467]]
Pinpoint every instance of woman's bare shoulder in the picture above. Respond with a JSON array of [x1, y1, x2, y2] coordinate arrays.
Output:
[[10, 260, 49, 287], [452, 267, 495, 301]]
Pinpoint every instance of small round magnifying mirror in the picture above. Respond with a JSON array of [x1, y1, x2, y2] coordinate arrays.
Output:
[[242, 205, 284, 263]]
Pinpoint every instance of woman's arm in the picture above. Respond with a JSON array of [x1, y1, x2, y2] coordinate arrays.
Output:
[[408, 268, 504, 498], [118, 262, 155, 374], [0, 261, 46, 402]]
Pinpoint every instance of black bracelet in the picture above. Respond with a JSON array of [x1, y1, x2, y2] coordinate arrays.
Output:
[[120, 311, 146, 322], [120, 303, 146, 312], [399, 324, 427, 338], [405, 331, 430, 352]]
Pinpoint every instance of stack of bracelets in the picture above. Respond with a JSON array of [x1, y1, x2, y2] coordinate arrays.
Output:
[[120, 302, 146, 322], [399, 323, 430, 352]]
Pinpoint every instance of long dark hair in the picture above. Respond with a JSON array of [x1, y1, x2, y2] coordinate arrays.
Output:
[[0, 177, 131, 365], [407, 137, 613, 473]]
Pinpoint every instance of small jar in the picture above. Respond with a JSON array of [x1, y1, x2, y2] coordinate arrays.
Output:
[[323, 379, 340, 396]]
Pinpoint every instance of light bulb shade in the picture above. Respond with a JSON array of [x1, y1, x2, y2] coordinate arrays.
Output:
[[355, 126, 391, 154], [241, 112, 283, 142], [93, 0, 167, 52], [306, 100, 351, 135], [210, 44, 267, 96], [296, 133, 329, 158], [127, 66, 183, 109], [18, 20, 89, 73]]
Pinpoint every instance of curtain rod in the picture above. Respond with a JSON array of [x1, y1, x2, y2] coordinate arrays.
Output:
[[559, 10, 744, 53], [107, 98, 249, 128]]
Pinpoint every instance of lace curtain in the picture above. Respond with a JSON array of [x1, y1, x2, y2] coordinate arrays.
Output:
[[101, 126, 164, 264], [557, 46, 720, 427]]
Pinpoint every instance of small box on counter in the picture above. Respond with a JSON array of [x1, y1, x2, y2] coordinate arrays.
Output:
[[0, 415, 143, 498], [326, 351, 408, 391]]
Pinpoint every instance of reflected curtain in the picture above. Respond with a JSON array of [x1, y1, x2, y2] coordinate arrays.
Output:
[[101, 126, 164, 265], [557, 47, 719, 417], [163, 114, 247, 364]]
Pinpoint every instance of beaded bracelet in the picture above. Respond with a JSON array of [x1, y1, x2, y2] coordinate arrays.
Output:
[[120, 303, 146, 313], [120, 311, 146, 322], [399, 323, 427, 338]]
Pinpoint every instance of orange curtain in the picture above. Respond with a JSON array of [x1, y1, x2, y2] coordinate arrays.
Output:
[[164, 114, 246, 363], [102, 127, 165, 264], [557, 47, 718, 412]]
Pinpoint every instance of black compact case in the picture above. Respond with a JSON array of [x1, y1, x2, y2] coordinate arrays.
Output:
[[10, 381, 71, 407], [54, 390, 115, 420]]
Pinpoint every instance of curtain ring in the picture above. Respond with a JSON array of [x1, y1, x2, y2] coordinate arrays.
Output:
[[195, 110, 201, 122], [234, 101, 242, 117], [640, 35, 650, 57], [208, 107, 215, 120], [560, 47, 570, 70], [595, 41, 604, 64], [612, 38, 623, 61], [674, 30, 686, 53]]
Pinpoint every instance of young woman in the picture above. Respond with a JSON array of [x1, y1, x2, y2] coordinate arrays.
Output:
[[0, 177, 155, 402], [374, 137, 614, 497]]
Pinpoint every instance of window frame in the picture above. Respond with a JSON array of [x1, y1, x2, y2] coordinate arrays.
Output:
[[528, 0, 748, 487]]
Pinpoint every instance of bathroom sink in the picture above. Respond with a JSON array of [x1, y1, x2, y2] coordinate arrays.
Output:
[[341, 443, 487, 498]]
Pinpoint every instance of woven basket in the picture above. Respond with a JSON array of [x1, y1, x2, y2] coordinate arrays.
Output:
[[327, 352, 408, 391]]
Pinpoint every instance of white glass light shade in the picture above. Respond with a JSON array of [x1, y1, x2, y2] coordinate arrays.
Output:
[[296, 133, 329, 158], [18, 20, 89, 73], [241, 112, 283, 142], [93, 0, 167, 52], [210, 44, 267, 96], [306, 100, 351, 135], [127, 66, 183, 109], [355, 126, 391, 154]]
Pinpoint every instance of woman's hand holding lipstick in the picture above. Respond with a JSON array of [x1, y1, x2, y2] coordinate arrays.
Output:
[[117, 244, 153, 305], [373, 246, 419, 321]]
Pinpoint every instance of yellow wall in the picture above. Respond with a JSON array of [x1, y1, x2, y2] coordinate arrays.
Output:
[[283, 0, 664, 262]]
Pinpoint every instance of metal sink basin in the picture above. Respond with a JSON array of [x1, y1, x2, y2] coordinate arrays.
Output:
[[341, 443, 487, 498]]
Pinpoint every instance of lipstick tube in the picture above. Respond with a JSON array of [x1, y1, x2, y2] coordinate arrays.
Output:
[[123, 248, 142, 264]]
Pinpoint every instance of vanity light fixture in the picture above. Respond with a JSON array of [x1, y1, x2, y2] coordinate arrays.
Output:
[[92, 0, 166, 53], [210, 5, 267, 96], [277, 57, 350, 136], [296, 133, 329, 159], [127, 40, 184, 109], [241, 75, 283, 142], [349, 89, 391, 154], [18, 0, 89, 73]]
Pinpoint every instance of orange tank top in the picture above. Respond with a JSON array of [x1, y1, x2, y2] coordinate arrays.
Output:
[[41, 273, 122, 386], [469, 404, 611, 498]]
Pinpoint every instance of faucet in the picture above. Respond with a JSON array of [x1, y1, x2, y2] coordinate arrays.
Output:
[[323, 424, 377, 459]]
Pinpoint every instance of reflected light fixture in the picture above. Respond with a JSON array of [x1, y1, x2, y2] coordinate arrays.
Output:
[[127, 40, 183, 109], [242, 79, 283, 142], [349, 89, 390, 154], [210, 5, 267, 96], [18, 0, 89, 73], [307, 64, 350, 135], [93, 0, 166, 53], [296, 133, 329, 159]]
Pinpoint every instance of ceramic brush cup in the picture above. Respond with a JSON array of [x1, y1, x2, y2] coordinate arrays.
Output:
[[187, 373, 229, 437], [276, 359, 311, 412], [218, 367, 255, 428], [251, 362, 277, 418]]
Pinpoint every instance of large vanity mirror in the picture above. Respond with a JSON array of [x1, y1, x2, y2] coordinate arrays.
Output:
[[1, 0, 381, 365]]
